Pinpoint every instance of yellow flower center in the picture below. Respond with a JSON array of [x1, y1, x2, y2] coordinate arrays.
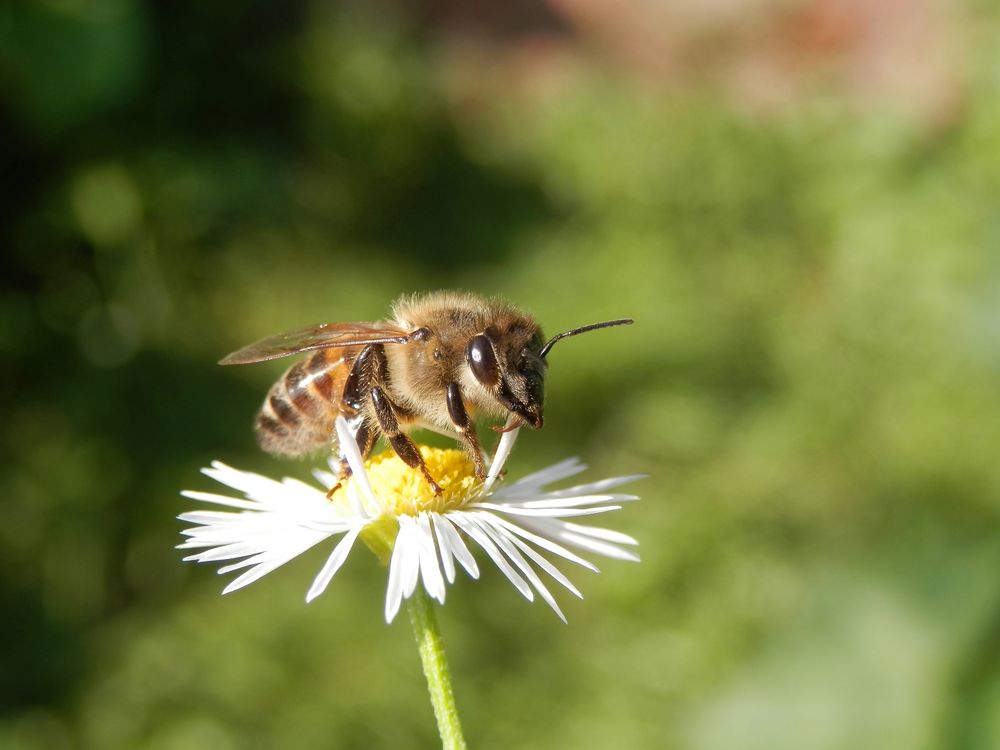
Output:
[[342, 447, 480, 565], [361, 446, 480, 516]]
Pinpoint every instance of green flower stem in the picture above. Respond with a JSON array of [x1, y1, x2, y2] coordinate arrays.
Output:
[[406, 588, 468, 750]]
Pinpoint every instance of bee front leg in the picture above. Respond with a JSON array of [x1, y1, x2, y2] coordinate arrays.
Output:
[[446, 382, 487, 480], [370, 386, 443, 496]]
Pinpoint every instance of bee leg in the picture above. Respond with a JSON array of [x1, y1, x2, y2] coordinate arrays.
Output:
[[340, 345, 375, 412], [328, 347, 378, 498], [371, 386, 443, 496], [326, 419, 375, 499], [326, 472, 346, 500], [446, 382, 487, 480]]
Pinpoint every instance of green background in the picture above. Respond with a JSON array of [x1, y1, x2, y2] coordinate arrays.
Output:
[[2, 1, 999, 748]]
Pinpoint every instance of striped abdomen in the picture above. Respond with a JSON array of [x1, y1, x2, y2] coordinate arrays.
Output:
[[255, 348, 358, 457]]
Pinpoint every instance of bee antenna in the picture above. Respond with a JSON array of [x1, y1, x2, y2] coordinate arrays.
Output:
[[539, 318, 633, 359]]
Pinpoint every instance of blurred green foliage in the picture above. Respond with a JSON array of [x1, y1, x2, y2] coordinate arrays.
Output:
[[2, 1, 999, 748]]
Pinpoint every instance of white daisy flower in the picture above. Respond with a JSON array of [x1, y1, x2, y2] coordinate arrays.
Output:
[[178, 417, 642, 623]]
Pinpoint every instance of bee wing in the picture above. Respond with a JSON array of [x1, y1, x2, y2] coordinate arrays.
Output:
[[219, 322, 411, 365]]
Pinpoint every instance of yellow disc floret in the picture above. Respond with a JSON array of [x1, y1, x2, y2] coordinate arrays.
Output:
[[362, 447, 480, 516], [342, 447, 481, 565]]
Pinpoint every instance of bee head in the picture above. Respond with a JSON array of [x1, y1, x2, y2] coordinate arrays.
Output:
[[465, 316, 632, 430], [466, 326, 546, 429]]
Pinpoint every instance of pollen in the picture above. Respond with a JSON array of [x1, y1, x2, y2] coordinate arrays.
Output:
[[361, 447, 480, 516]]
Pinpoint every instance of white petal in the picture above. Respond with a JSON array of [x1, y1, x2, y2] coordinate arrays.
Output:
[[399, 521, 422, 599], [217, 551, 276, 574], [495, 528, 584, 600], [500, 493, 639, 509], [312, 468, 337, 487], [202, 463, 288, 501], [279, 476, 335, 500], [385, 518, 421, 622], [490, 458, 587, 498], [306, 525, 363, 602], [179, 529, 279, 552], [485, 515, 598, 572], [301, 518, 363, 534], [483, 420, 519, 493], [470, 502, 622, 518], [179, 491, 264, 511], [434, 514, 479, 580], [523, 519, 641, 562], [384, 533, 407, 622], [335, 415, 377, 515], [562, 521, 639, 546], [184, 470, 343, 516], [469, 514, 565, 621], [183, 541, 273, 563], [222, 558, 289, 594], [416, 513, 446, 604], [177, 509, 251, 525], [559, 532, 640, 562], [450, 514, 533, 601], [430, 514, 457, 584], [519, 474, 647, 500]]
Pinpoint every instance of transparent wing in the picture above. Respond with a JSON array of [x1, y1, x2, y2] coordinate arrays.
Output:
[[219, 322, 410, 365]]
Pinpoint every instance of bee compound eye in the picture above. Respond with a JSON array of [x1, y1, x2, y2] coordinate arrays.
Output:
[[467, 334, 500, 387]]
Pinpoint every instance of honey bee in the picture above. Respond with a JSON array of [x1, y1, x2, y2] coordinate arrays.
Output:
[[220, 291, 632, 495]]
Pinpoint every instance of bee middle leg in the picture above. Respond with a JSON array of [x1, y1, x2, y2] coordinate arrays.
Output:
[[370, 386, 443, 496], [446, 382, 487, 479]]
